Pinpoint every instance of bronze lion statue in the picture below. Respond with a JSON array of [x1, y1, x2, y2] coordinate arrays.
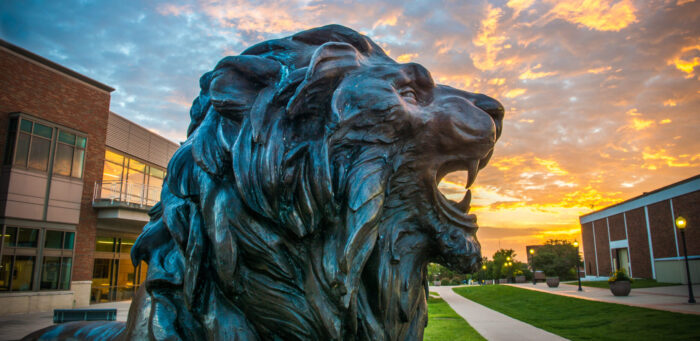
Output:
[[25, 24, 503, 341]]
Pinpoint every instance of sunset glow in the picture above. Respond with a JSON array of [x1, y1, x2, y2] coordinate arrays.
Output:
[[2, 0, 698, 260]]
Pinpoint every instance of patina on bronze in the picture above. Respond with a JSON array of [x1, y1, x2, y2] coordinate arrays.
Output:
[[24, 24, 504, 340]]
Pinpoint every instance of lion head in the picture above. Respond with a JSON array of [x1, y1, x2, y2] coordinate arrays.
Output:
[[126, 25, 504, 341]]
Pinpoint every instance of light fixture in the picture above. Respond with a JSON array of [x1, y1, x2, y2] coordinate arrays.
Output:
[[676, 216, 687, 230]]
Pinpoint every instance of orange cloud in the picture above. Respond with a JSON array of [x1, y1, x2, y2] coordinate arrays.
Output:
[[504, 88, 527, 98], [663, 99, 677, 107], [471, 5, 510, 71], [534, 157, 568, 175], [642, 147, 700, 169], [489, 78, 506, 85], [519, 68, 558, 80], [546, 0, 637, 31], [659, 119, 672, 124], [668, 57, 699, 75], [491, 155, 528, 171], [587, 66, 612, 74], [631, 118, 654, 130], [396, 53, 418, 63], [507, 0, 535, 17]]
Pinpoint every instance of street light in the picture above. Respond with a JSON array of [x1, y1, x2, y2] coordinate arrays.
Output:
[[574, 241, 582, 292], [530, 248, 536, 285], [676, 216, 695, 304]]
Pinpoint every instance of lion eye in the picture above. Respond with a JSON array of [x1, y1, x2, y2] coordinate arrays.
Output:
[[400, 88, 418, 104]]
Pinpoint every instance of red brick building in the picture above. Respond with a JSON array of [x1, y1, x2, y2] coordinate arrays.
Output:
[[0, 39, 177, 314], [579, 175, 700, 283]]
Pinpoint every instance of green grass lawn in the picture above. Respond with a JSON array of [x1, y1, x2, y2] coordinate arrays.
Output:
[[424, 297, 485, 341], [454, 285, 700, 340], [562, 279, 679, 289]]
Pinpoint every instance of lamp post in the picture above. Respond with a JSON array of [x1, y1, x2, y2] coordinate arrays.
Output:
[[482, 264, 487, 284], [676, 216, 695, 304], [574, 241, 582, 292], [530, 248, 536, 285]]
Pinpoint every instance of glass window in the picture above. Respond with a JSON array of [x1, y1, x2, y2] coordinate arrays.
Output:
[[40, 256, 61, 290], [58, 131, 76, 144], [53, 143, 73, 176], [120, 239, 135, 254], [28, 137, 50, 171], [60, 257, 72, 290], [17, 228, 38, 248], [44, 230, 63, 249], [20, 119, 32, 133], [96, 237, 116, 252], [0, 256, 11, 291], [149, 167, 165, 179], [128, 159, 146, 172], [3, 227, 17, 247], [76, 136, 86, 148], [33, 122, 52, 138], [11, 256, 35, 291], [91, 258, 113, 303], [102, 160, 124, 182], [63, 232, 75, 250], [72, 149, 84, 178], [14, 133, 30, 167], [105, 150, 124, 164]]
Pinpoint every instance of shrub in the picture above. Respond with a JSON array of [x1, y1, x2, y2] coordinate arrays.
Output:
[[608, 269, 634, 283]]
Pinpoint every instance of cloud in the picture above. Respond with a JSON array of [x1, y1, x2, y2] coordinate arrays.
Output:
[[1, 0, 698, 258], [545, 0, 638, 32]]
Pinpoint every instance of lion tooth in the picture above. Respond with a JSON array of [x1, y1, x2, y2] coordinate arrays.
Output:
[[455, 189, 471, 213], [465, 160, 479, 189]]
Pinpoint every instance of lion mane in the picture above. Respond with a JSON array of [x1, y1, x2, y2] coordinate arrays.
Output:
[[116, 25, 504, 341]]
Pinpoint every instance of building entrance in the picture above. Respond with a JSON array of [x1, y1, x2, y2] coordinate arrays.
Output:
[[91, 236, 147, 303], [614, 248, 631, 276]]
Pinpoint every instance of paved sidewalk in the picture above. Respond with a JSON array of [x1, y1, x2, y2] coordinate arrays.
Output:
[[508, 282, 700, 315], [0, 301, 131, 341], [431, 286, 568, 341]]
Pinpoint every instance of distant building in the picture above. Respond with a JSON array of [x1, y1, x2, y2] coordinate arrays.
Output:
[[0, 39, 178, 315], [579, 175, 699, 283]]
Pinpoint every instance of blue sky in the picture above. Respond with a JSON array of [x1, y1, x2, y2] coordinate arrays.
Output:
[[2, 0, 699, 258]]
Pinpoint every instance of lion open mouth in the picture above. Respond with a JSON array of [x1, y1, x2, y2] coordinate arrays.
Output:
[[433, 158, 482, 232]]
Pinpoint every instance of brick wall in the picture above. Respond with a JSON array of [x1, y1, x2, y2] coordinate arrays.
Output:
[[593, 218, 612, 276], [0, 46, 111, 281], [626, 207, 652, 278], [672, 190, 700, 255], [581, 222, 597, 276], [608, 213, 626, 241], [647, 200, 677, 258]]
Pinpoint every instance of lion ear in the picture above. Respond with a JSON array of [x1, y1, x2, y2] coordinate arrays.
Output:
[[209, 55, 281, 123], [286, 42, 362, 121]]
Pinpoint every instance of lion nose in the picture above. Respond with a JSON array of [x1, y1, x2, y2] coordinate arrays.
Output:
[[471, 94, 504, 139]]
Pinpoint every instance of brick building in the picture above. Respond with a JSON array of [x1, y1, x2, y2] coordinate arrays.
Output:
[[0, 39, 177, 314], [579, 175, 700, 283]]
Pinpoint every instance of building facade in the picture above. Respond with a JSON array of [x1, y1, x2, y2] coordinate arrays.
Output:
[[0, 39, 177, 315], [579, 175, 700, 284]]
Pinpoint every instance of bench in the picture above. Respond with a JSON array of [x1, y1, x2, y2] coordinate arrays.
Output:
[[53, 309, 117, 323]]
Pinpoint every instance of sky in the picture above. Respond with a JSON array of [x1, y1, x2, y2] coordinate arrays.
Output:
[[2, 0, 699, 261]]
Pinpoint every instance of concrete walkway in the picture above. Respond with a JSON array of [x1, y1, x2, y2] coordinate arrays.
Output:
[[431, 286, 568, 341], [0, 301, 131, 341], [508, 282, 700, 315]]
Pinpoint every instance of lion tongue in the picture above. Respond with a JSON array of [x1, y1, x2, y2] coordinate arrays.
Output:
[[454, 189, 471, 213]]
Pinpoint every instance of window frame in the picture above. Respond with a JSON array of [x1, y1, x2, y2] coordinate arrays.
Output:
[[3, 113, 88, 178], [0, 224, 76, 292]]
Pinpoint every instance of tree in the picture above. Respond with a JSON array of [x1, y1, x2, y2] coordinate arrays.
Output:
[[531, 239, 579, 279]]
